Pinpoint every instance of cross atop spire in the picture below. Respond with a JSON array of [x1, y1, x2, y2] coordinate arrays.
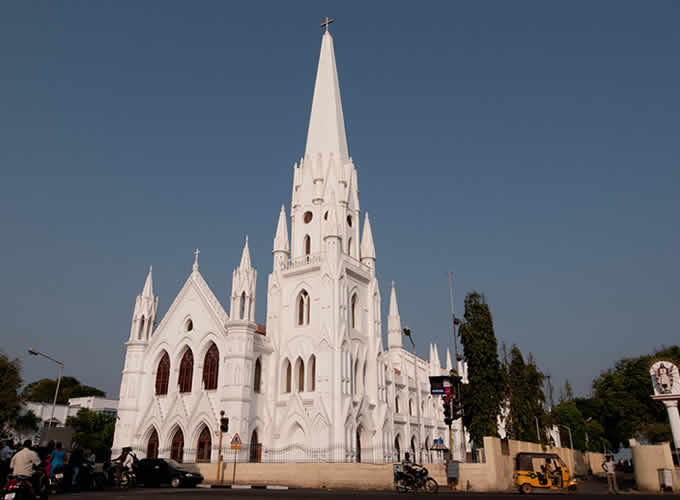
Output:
[[193, 248, 200, 272], [321, 16, 335, 33]]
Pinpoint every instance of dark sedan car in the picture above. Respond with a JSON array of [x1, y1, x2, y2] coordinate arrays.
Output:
[[136, 458, 204, 488]]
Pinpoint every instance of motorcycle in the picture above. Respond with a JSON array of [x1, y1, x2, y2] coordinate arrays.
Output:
[[48, 466, 66, 494], [2, 466, 49, 500], [393, 463, 438, 493], [72, 462, 106, 491]]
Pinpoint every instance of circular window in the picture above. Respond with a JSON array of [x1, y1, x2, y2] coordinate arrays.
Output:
[[347, 215, 352, 227], [304, 211, 313, 224], [185, 318, 193, 332]]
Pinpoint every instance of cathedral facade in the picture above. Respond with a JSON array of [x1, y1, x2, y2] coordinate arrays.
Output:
[[112, 30, 460, 464]]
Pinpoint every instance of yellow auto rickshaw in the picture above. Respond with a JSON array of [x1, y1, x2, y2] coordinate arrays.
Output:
[[514, 452, 578, 494]]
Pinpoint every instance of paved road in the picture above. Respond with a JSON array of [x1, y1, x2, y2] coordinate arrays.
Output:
[[50, 485, 666, 500]]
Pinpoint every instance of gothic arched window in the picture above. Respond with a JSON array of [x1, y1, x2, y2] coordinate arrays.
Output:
[[295, 357, 305, 393], [351, 293, 358, 329], [297, 290, 310, 326], [409, 399, 414, 416], [304, 235, 311, 256], [308, 355, 316, 392], [240, 291, 246, 320], [171, 428, 184, 462], [146, 428, 159, 458], [253, 358, 262, 393], [202, 343, 219, 390], [178, 348, 194, 393], [196, 426, 212, 463], [395, 396, 400, 414], [155, 352, 170, 396], [284, 359, 292, 393], [139, 316, 145, 340]]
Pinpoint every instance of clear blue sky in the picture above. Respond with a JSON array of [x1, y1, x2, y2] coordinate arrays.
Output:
[[1, 1, 678, 399]]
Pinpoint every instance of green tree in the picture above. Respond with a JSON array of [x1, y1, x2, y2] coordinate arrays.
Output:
[[553, 400, 586, 449], [13, 410, 41, 437], [22, 376, 105, 404], [0, 352, 23, 432], [506, 346, 548, 443], [66, 409, 116, 452], [458, 292, 504, 448], [591, 346, 680, 450]]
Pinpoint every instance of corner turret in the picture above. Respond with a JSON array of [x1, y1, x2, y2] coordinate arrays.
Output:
[[360, 213, 376, 273], [387, 281, 402, 349], [231, 236, 257, 321], [129, 266, 158, 342], [273, 205, 290, 270]]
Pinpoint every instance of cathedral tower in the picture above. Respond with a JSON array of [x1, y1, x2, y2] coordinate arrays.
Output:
[[265, 29, 385, 456]]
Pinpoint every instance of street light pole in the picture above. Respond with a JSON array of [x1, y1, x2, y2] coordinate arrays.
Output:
[[403, 327, 421, 463], [28, 348, 64, 430]]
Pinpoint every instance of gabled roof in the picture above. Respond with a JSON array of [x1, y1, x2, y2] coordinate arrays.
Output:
[[153, 268, 229, 335]]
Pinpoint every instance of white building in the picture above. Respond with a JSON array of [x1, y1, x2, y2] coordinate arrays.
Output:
[[25, 397, 119, 427], [112, 29, 465, 464]]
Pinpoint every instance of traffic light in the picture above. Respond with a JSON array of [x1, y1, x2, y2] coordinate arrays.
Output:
[[443, 395, 453, 426], [450, 395, 463, 421], [220, 417, 229, 433]]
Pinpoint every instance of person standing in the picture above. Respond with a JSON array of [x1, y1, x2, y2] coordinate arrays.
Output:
[[604, 455, 619, 494], [0, 440, 15, 485]]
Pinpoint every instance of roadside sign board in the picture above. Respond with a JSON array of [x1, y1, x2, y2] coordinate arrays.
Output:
[[230, 433, 242, 450], [429, 375, 452, 395]]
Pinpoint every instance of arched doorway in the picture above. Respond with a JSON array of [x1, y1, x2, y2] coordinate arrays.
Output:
[[249, 429, 261, 463], [146, 428, 159, 458], [356, 427, 362, 463], [394, 436, 401, 462], [196, 426, 212, 463], [171, 428, 184, 462]]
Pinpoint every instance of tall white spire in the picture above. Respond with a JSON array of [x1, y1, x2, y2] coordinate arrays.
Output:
[[388, 280, 402, 349], [304, 31, 349, 161], [142, 265, 153, 298], [274, 206, 289, 252], [239, 235, 252, 270], [360, 213, 376, 261], [446, 348, 453, 371]]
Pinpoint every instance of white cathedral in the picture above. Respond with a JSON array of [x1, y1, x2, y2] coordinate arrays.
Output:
[[112, 29, 467, 464]]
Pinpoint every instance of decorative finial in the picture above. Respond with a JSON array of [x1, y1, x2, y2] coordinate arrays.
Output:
[[193, 248, 200, 271], [392, 280, 395, 288], [321, 16, 335, 33], [245, 235, 249, 246]]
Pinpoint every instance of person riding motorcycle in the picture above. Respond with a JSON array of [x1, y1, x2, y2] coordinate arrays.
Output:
[[8, 440, 45, 498], [111, 447, 136, 485]]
